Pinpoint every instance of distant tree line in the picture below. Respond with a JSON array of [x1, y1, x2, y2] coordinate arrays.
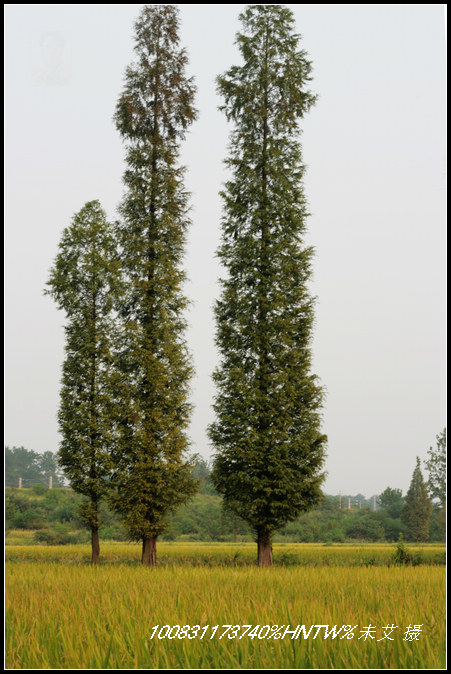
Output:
[[5, 445, 445, 544], [5, 446, 65, 488]]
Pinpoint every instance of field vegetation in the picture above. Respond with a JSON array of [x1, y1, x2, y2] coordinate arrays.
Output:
[[6, 544, 446, 669], [5, 484, 446, 546], [5, 540, 446, 567]]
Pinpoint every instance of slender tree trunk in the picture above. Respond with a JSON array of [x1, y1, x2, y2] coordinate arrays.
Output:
[[91, 527, 100, 564], [142, 535, 157, 566], [257, 530, 272, 567]]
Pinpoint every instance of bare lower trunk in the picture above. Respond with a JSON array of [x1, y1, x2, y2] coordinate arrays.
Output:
[[257, 530, 272, 567], [91, 528, 100, 564], [142, 535, 157, 566]]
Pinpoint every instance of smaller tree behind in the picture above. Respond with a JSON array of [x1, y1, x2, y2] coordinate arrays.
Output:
[[45, 201, 122, 563], [401, 457, 432, 542]]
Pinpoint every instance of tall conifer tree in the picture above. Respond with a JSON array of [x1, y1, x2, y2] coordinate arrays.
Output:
[[401, 457, 433, 542], [45, 200, 122, 563], [209, 5, 327, 566], [112, 4, 197, 565]]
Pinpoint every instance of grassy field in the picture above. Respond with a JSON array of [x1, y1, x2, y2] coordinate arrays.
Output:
[[5, 542, 446, 669]]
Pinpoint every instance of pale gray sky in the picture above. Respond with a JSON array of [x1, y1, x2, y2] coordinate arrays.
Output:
[[4, 4, 446, 497]]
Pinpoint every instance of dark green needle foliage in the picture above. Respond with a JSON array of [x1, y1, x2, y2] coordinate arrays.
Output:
[[209, 5, 327, 566], [45, 200, 123, 563], [112, 4, 198, 565], [401, 457, 433, 542]]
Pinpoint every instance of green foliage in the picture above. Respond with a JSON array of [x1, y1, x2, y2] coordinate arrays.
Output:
[[5, 487, 128, 542], [424, 428, 446, 507], [33, 525, 90, 546], [344, 509, 386, 542], [438, 503, 446, 537], [428, 504, 446, 542], [5, 446, 41, 486], [78, 499, 100, 532], [379, 516, 407, 542], [110, 5, 198, 543], [167, 494, 224, 541], [190, 455, 216, 495], [38, 451, 63, 484], [13, 508, 47, 530], [392, 534, 413, 566], [3, 482, 446, 544], [210, 5, 326, 544], [379, 487, 405, 519], [5, 446, 64, 487], [38, 489, 82, 527], [45, 200, 123, 538], [401, 457, 433, 542], [32, 484, 47, 496], [33, 529, 68, 545], [5, 497, 18, 531]]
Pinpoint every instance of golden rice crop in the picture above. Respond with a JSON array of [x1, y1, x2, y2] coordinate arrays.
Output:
[[5, 541, 446, 567], [5, 545, 446, 669]]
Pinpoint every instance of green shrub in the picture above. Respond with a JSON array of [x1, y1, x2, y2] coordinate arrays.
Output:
[[392, 535, 413, 566], [33, 529, 67, 545], [32, 484, 47, 496], [13, 509, 46, 530]]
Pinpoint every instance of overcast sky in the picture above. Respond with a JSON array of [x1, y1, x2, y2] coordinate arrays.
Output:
[[4, 4, 446, 497]]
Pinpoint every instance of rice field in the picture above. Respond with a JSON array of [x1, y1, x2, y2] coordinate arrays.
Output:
[[5, 540, 446, 566], [5, 542, 446, 669]]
